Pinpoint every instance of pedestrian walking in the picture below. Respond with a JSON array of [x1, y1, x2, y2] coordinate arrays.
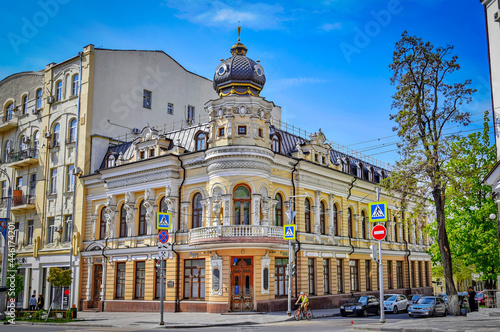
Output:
[[37, 293, 45, 310], [29, 294, 37, 310], [468, 287, 477, 312]]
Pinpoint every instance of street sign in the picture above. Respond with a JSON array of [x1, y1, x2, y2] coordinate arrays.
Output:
[[156, 212, 171, 230], [158, 230, 169, 243], [285, 211, 296, 222], [368, 201, 388, 222], [372, 224, 387, 241], [158, 243, 169, 258], [283, 224, 296, 240]]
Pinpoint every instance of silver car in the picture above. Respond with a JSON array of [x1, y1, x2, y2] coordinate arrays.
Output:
[[408, 296, 448, 318]]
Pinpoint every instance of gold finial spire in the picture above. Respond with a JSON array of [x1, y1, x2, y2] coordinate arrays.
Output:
[[238, 21, 241, 42]]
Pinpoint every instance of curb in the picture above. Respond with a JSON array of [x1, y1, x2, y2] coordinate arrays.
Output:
[[4, 321, 114, 328]]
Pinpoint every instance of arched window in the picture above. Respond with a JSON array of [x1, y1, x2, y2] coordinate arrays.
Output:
[[357, 163, 363, 178], [305, 198, 311, 233], [362, 211, 368, 239], [368, 167, 374, 182], [53, 123, 60, 147], [192, 193, 202, 229], [138, 201, 147, 236], [347, 208, 353, 238], [343, 159, 350, 173], [69, 118, 77, 143], [275, 194, 283, 226], [20, 135, 28, 151], [22, 95, 28, 114], [4, 140, 11, 163], [272, 134, 281, 153], [72, 74, 79, 96], [195, 132, 206, 151], [107, 154, 115, 168], [120, 205, 127, 237], [36, 89, 42, 110], [394, 216, 399, 242], [233, 185, 250, 225], [56, 81, 63, 101], [160, 197, 168, 213], [320, 201, 326, 234], [5, 102, 14, 121], [333, 203, 340, 236], [100, 208, 107, 240]]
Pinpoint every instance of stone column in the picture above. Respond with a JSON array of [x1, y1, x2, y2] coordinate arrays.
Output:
[[90, 214, 98, 241], [181, 202, 189, 232], [223, 195, 231, 226], [328, 194, 335, 236], [200, 199, 209, 227], [86, 257, 93, 301], [314, 190, 321, 235], [253, 194, 261, 225]]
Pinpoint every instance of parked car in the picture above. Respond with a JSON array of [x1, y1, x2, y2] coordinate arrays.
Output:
[[383, 294, 408, 314], [458, 292, 468, 307], [436, 293, 448, 303], [408, 296, 448, 317], [340, 295, 380, 317], [407, 294, 422, 306], [475, 291, 486, 306]]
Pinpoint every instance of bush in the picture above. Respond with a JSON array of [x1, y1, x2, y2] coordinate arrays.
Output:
[[32, 310, 44, 320]]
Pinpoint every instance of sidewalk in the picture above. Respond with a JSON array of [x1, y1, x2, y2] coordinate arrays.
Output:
[[11, 308, 340, 329]]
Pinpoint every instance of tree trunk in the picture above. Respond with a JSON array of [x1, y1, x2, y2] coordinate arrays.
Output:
[[433, 188, 459, 315]]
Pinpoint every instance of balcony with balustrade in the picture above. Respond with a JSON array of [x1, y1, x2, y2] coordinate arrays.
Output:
[[5, 148, 39, 168], [0, 113, 19, 133], [188, 224, 285, 246]]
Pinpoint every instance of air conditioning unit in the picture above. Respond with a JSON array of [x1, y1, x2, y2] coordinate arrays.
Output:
[[349, 260, 356, 267], [495, 10, 500, 22], [132, 128, 141, 134], [44, 131, 52, 138], [54, 225, 63, 232], [31, 109, 38, 115], [72, 166, 82, 176], [186, 119, 193, 125], [47, 96, 55, 104], [22, 137, 30, 144]]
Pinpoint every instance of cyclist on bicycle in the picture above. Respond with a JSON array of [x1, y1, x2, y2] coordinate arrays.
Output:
[[295, 292, 309, 313]]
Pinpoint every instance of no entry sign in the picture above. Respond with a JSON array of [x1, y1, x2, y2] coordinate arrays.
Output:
[[372, 224, 387, 241]]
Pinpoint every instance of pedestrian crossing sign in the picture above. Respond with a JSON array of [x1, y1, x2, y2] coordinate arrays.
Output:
[[283, 224, 296, 240], [368, 201, 387, 222], [156, 212, 171, 230]]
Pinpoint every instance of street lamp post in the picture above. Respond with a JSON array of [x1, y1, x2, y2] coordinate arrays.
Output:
[[0, 168, 12, 319]]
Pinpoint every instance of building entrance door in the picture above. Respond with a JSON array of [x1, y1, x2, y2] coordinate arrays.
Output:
[[91, 264, 102, 308], [231, 257, 253, 312]]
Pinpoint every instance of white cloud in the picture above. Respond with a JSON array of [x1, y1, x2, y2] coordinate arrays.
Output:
[[320, 22, 342, 31]]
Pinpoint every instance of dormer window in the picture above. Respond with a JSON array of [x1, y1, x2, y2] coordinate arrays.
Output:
[[342, 159, 350, 173], [140, 151, 145, 159], [272, 134, 281, 153], [237, 126, 247, 135], [315, 154, 318, 162], [322, 156, 326, 164], [107, 154, 115, 168], [149, 149, 155, 157], [368, 167, 374, 182], [218, 127, 225, 137], [258, 128, 263, 138], [195, 132, 206, 151], [357, 163, 363, 178]]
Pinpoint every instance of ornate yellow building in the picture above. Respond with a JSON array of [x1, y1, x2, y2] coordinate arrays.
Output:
[[78, 39, 432, 313]]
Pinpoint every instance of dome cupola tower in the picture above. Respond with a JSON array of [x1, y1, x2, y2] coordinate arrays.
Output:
[[213, 27, 266, 97]]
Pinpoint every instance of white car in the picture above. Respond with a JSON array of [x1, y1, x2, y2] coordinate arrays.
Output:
[[383, 294, 408, 314]]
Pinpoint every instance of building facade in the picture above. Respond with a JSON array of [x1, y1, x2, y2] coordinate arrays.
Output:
[[78, 39, 432, 313], [0, 45, 217, 310]]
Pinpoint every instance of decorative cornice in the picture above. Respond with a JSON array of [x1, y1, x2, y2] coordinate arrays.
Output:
[[105, 170, 179, 189], [207, 160, 271, 173]]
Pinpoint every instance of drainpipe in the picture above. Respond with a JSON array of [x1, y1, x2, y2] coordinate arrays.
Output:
[[403, 211, 411, 294], [173, 154, 186, 312], [347, 177, 356, 255], [69, 51, 83, 309], [291, 158, 300, 298]]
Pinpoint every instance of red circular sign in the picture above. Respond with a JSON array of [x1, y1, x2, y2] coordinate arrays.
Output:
[[372, 224, 387, 241], [158, 230, 169, 243]]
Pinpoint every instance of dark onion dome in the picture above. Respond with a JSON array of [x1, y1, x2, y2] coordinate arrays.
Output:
[[213, 39, 266, 97]]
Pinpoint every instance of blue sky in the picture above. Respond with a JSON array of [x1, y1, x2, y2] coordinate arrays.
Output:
[[0, 0, 492, 166]]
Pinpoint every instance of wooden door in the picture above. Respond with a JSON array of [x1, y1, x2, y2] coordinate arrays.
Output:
[[91, 264, 103, 308], [231, 258, 253, 312]]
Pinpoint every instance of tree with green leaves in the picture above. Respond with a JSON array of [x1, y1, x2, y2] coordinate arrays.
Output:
[[429, 114, 499, 288], [386, 31, 475, 315], [47, 267, 72, 311]]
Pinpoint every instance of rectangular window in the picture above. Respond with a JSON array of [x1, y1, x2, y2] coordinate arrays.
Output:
[[50, 168, 57, 194], [27, 220, 34, 245], [139, 151, 145, 159], [184, 259, 205, 299], [337, 259, 343, 293], [29, 173, 36, 196], [56, 81, 62, 101], [135, 261, 146, 299], [238, 126, 247, 135], [63, 215, 72, 243], [258, 128, 263, 138], [218, 127, 225, 137], [187, 105, 195, 123], [418, 261, 423, 287], [155, 260, 167, 299], [387, 261, 393, 289], [323, 259, 330, 294], [22, 96, 28, 114], [396, 261, 403, 289], [47, 217, 55, 244], [16, 177, 22, 191], [350, 260, 359, 291], [115, 263, 126, 299], [66, 165, 74, 192], [274, 258, 288, 297], [365, 260, 372, 291], [36, 89, 42, 110], [149, 149, 155, 157], [143, 90, 152, 109], [308, 258, 315, 295], [167, 103, 173, 115], [72, 75, 79, 96]]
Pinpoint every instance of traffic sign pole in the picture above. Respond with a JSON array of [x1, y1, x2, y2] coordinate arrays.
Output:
[[378, 240, 385, 323], [160, 257, 164, 325]]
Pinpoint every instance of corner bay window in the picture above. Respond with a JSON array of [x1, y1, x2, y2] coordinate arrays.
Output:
[[233, 185, 250, 225], [184, 259, 205, 299]]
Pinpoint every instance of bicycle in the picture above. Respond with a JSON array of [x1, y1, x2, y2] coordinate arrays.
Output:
[[294, 304, 313, 321]]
